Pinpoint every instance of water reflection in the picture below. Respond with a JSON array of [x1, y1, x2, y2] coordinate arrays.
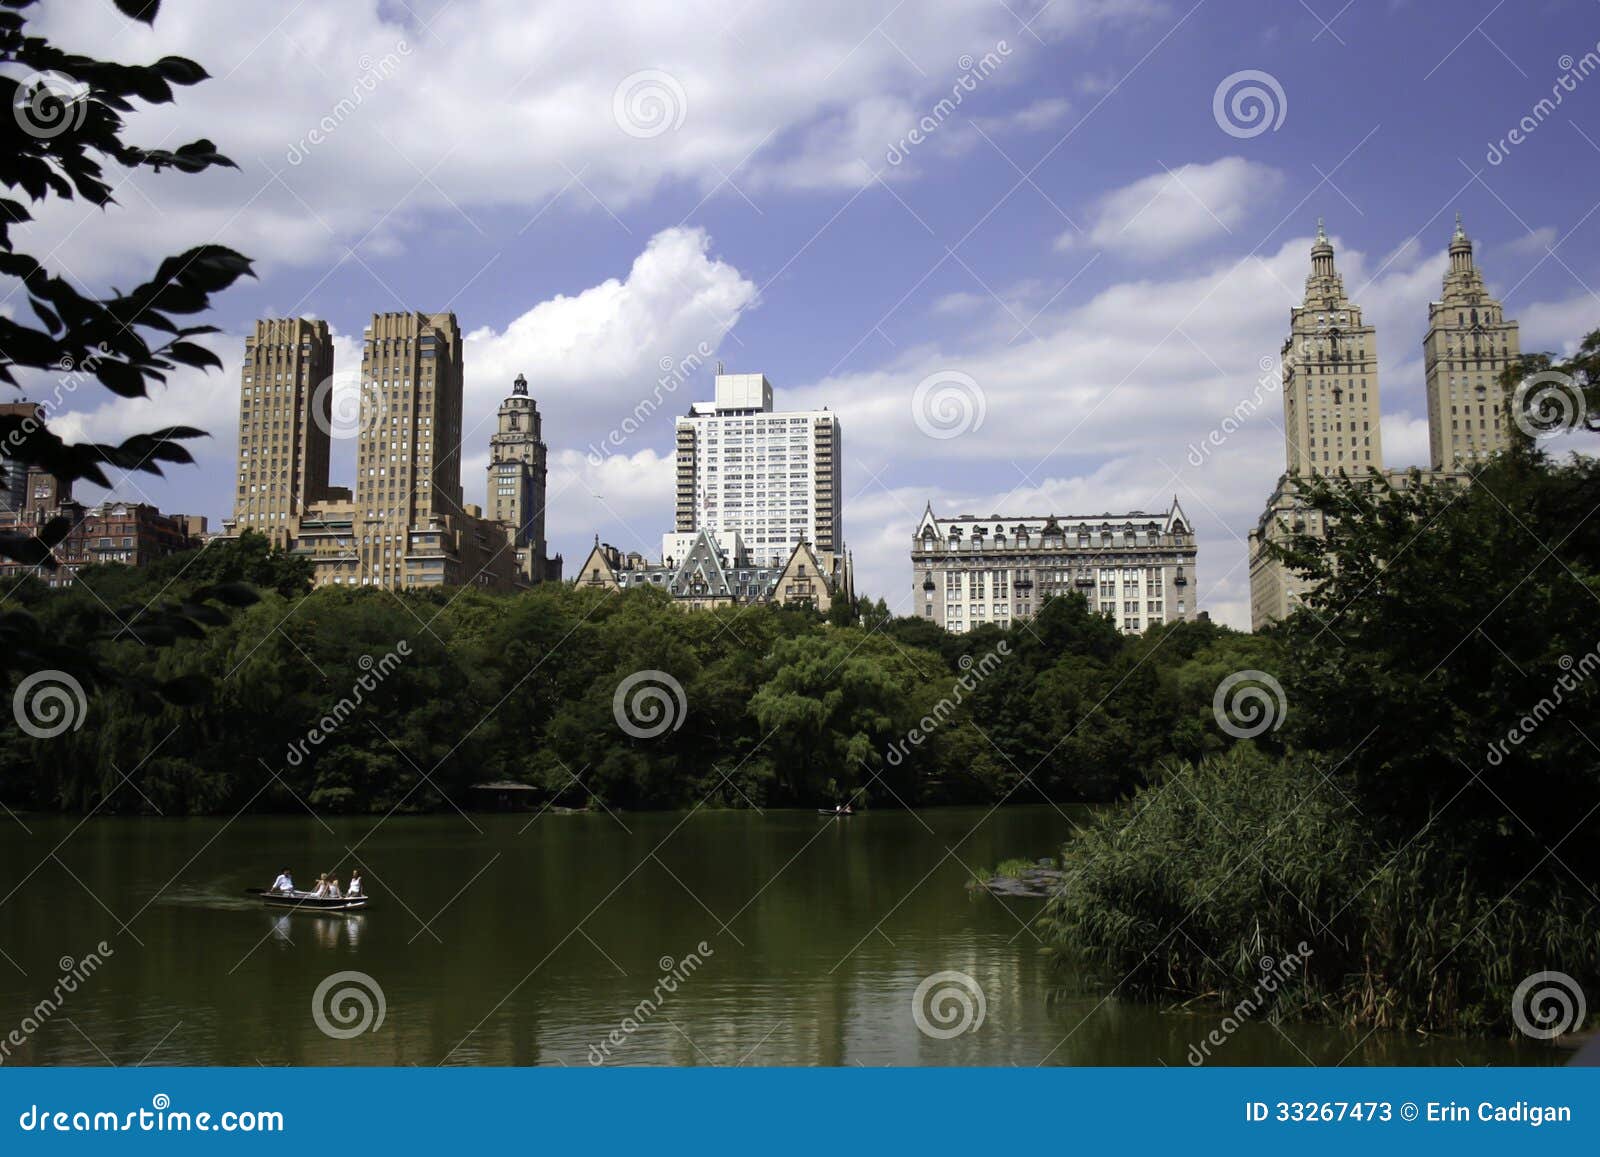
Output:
[[0, 810, 1562, 1068]]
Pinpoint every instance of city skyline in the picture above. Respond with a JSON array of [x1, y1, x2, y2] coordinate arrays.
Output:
[[21, 1, 1600, 625]]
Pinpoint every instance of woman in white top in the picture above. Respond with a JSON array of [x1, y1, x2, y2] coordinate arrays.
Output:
[[347, 871, 363, 897], [326, 876, 342, 899], [311, 874, 329, 897]]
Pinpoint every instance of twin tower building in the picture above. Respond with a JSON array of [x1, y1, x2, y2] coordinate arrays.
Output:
[[225, 311, 561, 590], [1248, 216, 1522, 627]]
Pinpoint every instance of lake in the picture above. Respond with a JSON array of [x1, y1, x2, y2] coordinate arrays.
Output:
[[0, 806, 1552, 1066]]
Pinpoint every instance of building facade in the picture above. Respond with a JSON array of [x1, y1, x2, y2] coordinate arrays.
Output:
[[576, 529, 851, 613], [910, 501, 1197, 634], [232, 318, 335, 547], [674, 372, 843, 562], [487, 373, 561, 583], [353, 311, 467, 583], [1281, 220, 1382, 478], [223, 312, 534, 592], [0, 401, 45, 513], [0, 471, 205, 588], [1425, 215, 1521, 468], [1248, 218, 1518, 630]]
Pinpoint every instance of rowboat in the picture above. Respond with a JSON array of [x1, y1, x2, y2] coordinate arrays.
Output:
[[816, 808, 855, 817], [244, 888, 369, 912]]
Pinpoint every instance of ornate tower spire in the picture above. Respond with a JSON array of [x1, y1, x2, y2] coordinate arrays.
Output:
[[1310, 217, 1335, 279], [512, 372, 528, 396], [1448, 212, 1473, 273]]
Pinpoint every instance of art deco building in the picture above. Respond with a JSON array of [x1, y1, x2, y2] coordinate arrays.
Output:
[[575, 529, 851, 612], [487, 373, 561, 583], [674, 372, 843, 562], [224, 311, 524, 592], [1424, 214, 1521, 467], [1281, 220, 1382, 477], [231, 318, 335, 547], [910, 501, 1197, 634], [354, 311, 466, 580]]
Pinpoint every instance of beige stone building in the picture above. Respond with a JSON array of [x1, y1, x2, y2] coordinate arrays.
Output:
[[910, 501, 1197, 634], [1425, 215, 1521, 468], [1281, 220, 1382, 477], [1248, 468, 1468, 627], [231, 318, 335, 547], [225, 312, 529, 591], [487, 373, 561, 583], [575, 529, 851, 613], [1248, 218, 1518, 630]]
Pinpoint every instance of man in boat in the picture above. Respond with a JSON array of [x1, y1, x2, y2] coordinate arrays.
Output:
[[270, 869, 295, 894]]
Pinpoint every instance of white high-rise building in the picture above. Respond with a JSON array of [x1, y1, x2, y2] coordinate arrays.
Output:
[[674, 372, 842, 562]]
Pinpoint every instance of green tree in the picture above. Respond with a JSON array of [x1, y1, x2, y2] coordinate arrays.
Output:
[[0, 0, 256, 686]]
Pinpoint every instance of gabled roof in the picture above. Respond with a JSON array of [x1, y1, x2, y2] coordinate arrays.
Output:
[[575, 540, 618, 585], [670, 528, 734, 596]]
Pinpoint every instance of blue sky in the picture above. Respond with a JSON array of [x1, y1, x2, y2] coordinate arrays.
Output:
[[16, 0, 1600, 625]]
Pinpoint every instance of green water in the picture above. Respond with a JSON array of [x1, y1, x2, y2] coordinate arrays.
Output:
[[0, 807, 1552, 1066]]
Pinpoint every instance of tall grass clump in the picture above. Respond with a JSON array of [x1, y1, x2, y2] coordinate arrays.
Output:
[[1039, 747, 1600, 1036]]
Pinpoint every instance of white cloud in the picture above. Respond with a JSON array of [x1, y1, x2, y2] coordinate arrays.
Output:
[[1519, 295, 1600, 353], [1500, 225, 1559, 259], [974, 96, 1071, 133], [783, 228, 1588, 629], [457, 226, 756, 488], [1056, 157, 1284, 258], [15, 0, 1153, 282], [48, 226, 753, 527]]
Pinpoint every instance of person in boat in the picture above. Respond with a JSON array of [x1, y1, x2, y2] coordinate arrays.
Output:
[[311, 873, 329, 897], [326, 876, 342, 899], [347, 871, 363, 897], [270, 869, 295, 894]]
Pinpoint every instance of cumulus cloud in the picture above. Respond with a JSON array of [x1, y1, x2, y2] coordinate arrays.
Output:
[[15, 0, 1152, 282], [777, 229, 1598, 628], [1057, 156, 1284, 258]]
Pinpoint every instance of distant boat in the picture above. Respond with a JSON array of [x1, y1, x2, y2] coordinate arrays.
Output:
[[817, 807, 855, 817], [244, 888, 369, 912]]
